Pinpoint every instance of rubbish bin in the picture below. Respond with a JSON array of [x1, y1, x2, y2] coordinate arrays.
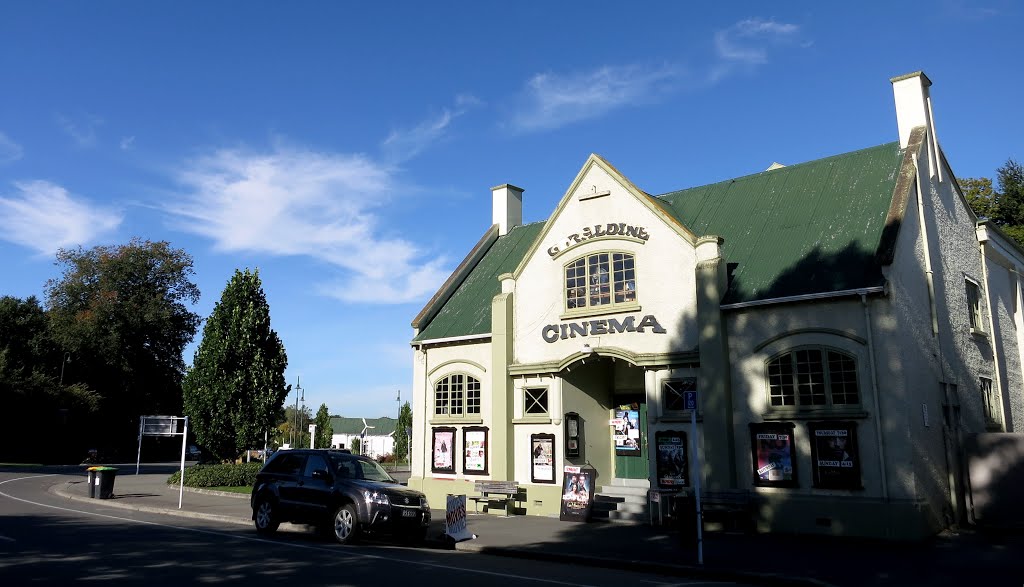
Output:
[[86, 468, 98, 498], [93, 466, 118, 499], [673, 492, 698, 547]]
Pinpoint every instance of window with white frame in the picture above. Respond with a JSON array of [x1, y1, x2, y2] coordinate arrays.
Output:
[[524, 388, 549, 415], [434, 374, 481, 417], [981, 377, 999, 427], [662, 378, 697, 412], [766, 348, 860, 408], [966, 279, 984, 333], [565, 252, 636, 311]]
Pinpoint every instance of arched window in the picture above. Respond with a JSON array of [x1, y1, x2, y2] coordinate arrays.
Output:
[[766, 348, 860, 408], [565, 252, 636, 311], [434, 374, 481, 417]]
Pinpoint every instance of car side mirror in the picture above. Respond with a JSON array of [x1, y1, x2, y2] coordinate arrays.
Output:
[[312, 469, 332, 481]]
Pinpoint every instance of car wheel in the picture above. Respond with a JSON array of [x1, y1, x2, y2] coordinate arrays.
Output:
[[330, 504, 359, 545], [254, 498, 280, 535]]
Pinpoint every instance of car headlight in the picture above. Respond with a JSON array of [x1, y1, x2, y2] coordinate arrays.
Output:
[[363, 490, 390, 506], [420, 496, 429, 510]]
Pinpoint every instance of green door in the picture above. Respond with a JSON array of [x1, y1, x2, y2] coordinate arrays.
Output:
[[613, 402, 648, 479]]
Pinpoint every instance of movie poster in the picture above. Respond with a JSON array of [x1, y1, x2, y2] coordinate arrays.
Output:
[[531, 433, 555, 483], [749, 422, 797, 487], [655, 430, 688, 488], [809, 421, 862, 489], [431, 427, 456, 474], [463, 426, 488, 475], [559, 466, 594, 522], [612, 407, 641, 456]]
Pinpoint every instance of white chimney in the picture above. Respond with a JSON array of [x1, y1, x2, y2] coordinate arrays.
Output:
[[491, 184, 523, 236], [891, 71, 943, 181]]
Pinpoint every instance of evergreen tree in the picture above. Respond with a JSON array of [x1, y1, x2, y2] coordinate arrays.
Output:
[[395, 401, 412, 464], [314, 403, 333, 448], [183, 269, 289, 461]]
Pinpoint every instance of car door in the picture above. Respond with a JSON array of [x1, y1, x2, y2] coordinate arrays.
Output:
[[270, 452, 307, 516], [297, 453, 333, 521]]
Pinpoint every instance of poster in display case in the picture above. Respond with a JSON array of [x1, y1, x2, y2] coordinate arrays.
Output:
[[655, 430, 689, 488], [808, 421, 862, 489], [749, 422, 797, 487], [612, 407, 641, 456], [462, 426, 489, 475], [431, 426, 456, 474], [531, 433, 556, 483]]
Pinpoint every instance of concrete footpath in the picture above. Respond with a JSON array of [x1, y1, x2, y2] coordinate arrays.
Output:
[[49, 468, 1023, 587]]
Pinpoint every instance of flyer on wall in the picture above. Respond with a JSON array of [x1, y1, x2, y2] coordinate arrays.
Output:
[[531, 433, 555, 483], [749, 422, 797, 487], [432, 427, 455, 474], [559, 466, 594, 522], [809, 421, 862, 489], [613, 407, 641, 456]]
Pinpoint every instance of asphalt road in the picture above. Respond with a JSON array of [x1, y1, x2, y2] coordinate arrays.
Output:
[[0, 469, 757, 586]]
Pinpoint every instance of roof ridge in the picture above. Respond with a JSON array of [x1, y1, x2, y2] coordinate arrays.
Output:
[[655, 141, 902, 199]]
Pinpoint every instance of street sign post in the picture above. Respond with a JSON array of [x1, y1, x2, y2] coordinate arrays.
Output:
[[136, 415, 189, 509], [684, 391, 703, 565]]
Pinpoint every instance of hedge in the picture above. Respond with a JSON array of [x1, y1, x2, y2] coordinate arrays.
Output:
[[167, 462, 263, 488]]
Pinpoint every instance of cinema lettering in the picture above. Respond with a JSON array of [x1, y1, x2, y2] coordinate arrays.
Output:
[[541, 314, 666, 343], [547, 223, 650, 257]]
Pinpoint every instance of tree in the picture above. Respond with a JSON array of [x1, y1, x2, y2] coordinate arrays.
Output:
[[351, 437, 362, 455], [959, 177, 998, 219], [395, 401, 412, 464], [183, 269, 289, 461], [314, 403, 333, 448], [45, 239, 201, 452], [0, 295, 99, 462], [275, 404, 312, 448]]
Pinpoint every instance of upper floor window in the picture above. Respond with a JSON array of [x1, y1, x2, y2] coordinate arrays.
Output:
[[524, 388, 549, 415], [767, 348, 860, 408], [434, 374, 481, 417], [662, 378, 697, 412], [565, 252, 636, 311], [965, 279, 984, 333]]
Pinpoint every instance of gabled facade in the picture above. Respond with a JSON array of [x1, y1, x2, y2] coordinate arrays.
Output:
[[329, 416, 398, 459], [407, 72, 1024, 539]]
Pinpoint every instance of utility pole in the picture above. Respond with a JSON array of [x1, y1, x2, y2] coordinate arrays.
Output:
[[291, 376, 303, 447]]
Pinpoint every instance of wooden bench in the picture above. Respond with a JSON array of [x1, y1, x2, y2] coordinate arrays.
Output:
[[700, 490, 755, 533], [468, 480, 520, 516]]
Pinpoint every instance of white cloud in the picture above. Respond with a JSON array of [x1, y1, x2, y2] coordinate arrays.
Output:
[[167, 144, 450, 304], [0, 132, 23, 164], [0, 180, 122, 255], [381, 95, 481, 163], [710, 18, 801, 82], [56, 113, 103, 147], [120, 136, 136, 151], [510, 63, 678, 132]]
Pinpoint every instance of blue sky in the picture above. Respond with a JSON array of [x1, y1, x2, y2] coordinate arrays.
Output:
[[1, 2, 1021, 420]]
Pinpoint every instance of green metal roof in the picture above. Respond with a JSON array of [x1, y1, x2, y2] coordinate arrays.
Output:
[[657, 142, 904, 304], [329, 416, 398, 436], [411, 142, 905, 340], [413, 222, 544, 342]]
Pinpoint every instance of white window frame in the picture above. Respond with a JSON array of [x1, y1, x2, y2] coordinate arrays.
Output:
[[433, 373, 482, 419], [965, 278, 985, 334]]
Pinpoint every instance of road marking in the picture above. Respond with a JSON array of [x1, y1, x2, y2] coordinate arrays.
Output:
[[0, 474, 596, 586], [0, 535, 15, 542]]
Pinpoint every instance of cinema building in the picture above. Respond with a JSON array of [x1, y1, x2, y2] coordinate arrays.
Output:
[[406, 72, 1024, 539]]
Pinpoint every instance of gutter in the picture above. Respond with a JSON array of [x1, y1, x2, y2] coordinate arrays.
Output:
[[720, 286, 885, 310]]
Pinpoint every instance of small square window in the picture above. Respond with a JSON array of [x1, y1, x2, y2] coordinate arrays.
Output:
[[525, 388, 548, 415], [663, 378, 696, 412]]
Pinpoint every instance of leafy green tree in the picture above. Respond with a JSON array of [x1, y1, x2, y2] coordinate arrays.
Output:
[[959, 177, 998, 219], [994, 159, 1024, 228], [314, 403, 333, 448], [45, 239, 201, 452], [395, 401, 412, 464], [0, 295, 100, 462], [274, 404, 312, 448], [183, 269, 289, 461], [351, 437, 362, 455]]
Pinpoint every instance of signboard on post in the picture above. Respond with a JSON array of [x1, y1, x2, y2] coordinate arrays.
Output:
[[136, 415, 189, 509]]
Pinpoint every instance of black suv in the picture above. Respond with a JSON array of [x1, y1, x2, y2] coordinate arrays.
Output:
[[250, 449, 430, 544]]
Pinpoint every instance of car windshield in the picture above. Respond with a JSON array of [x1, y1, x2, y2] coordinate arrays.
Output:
[[329, 455, 396, 483]]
